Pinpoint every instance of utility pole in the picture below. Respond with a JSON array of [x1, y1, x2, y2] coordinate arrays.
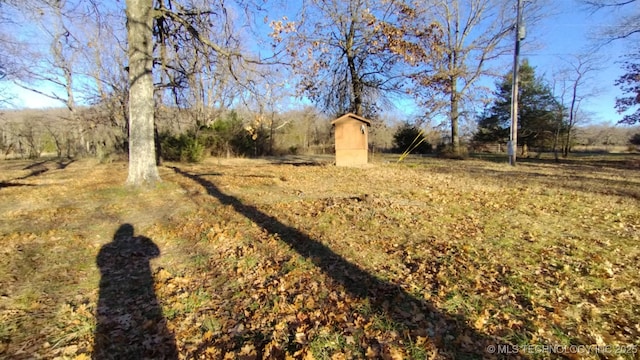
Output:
[[509, 0, 524, 166]]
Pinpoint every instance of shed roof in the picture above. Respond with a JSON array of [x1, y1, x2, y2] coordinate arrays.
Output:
[[330, 112, 372, 126]]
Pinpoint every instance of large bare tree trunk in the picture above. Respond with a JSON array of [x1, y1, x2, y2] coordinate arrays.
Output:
[[126, 0, 160, 186], [348, 55, 364, 116], [450, 77, 460, 155], [345, 16, 363, 117]]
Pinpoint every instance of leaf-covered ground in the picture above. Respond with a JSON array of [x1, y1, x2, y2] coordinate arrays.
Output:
[[0, 155, 638, 359]]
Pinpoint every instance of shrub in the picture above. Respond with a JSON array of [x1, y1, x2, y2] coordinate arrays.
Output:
[[436, 143, 469, 159], [393, 123, 432, 154], [159, 132, 205, 163], [198, 111, 270, 157]]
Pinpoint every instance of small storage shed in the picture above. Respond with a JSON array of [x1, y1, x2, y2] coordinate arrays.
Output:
[[331, 113, 371, 166]]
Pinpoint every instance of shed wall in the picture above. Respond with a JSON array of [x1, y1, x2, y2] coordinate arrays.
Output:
[[332, 114, 370, 167], [335, 121, 367, 150], [335, 149, 368, 167]]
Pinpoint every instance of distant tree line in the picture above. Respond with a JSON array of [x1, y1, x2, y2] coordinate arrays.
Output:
[[0, 0, 638, 178], [0, 106, 338, 160], [472, 60, 640, 157], [1, 101, 636, 161]]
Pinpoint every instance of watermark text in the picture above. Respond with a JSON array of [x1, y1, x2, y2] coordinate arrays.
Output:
[[486, 344, 637, 355]]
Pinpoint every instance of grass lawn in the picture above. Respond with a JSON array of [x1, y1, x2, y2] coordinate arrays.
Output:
[[0, 154, 638, 359]]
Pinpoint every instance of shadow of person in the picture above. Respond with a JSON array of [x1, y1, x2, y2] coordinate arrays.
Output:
[[93, 224, 177, 359]]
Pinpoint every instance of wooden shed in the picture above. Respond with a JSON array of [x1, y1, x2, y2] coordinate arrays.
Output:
[[331, 113, 371, 166]]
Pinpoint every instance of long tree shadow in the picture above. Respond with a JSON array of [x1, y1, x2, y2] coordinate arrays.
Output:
[[472, 152, 640, 171], [426, 157, 640, 200], [93, 224, 177, 360], [171, 166, 519, 359], [0, 181, 35, 189], [7, 159, 76, 182]]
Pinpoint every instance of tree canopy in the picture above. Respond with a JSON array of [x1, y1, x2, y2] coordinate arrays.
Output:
[[583, 0, 640, 125], [273, 0, 442, 118], [475, 60, 560, 148], [615, 53, 640, 125], [3, 0, 637, 179]]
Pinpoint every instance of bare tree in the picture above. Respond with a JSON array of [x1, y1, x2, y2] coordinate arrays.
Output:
[[583, 0, 639, 42], [583, 0, 640, 125], [125, 0, 160, 185], [615, 53, 640, 125], [154, 3, 244, 135], [0, 0, 12, 84], [3, 0, 105, 156], [274, 0, 442, 118], [412, 0, 542, 155], [80, 1, 130, 154], [554, 54, 603, 156], [125, 0, 274, 185], [278, 106, 331, 154], [9, 1, 80, 107], [576, 122, 636, 149]]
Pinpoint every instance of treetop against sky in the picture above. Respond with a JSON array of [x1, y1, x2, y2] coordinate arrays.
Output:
[[0, 0, 636, 126]]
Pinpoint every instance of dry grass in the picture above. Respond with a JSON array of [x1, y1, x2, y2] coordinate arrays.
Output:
[[0, 154, 638, 359]]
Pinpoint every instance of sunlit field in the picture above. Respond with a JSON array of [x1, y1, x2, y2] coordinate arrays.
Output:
[[1, 154, 638, 359]]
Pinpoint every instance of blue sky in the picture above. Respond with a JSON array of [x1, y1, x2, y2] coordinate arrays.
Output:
[[521, 0, 630, 125], [2, 0, 634, 126]]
